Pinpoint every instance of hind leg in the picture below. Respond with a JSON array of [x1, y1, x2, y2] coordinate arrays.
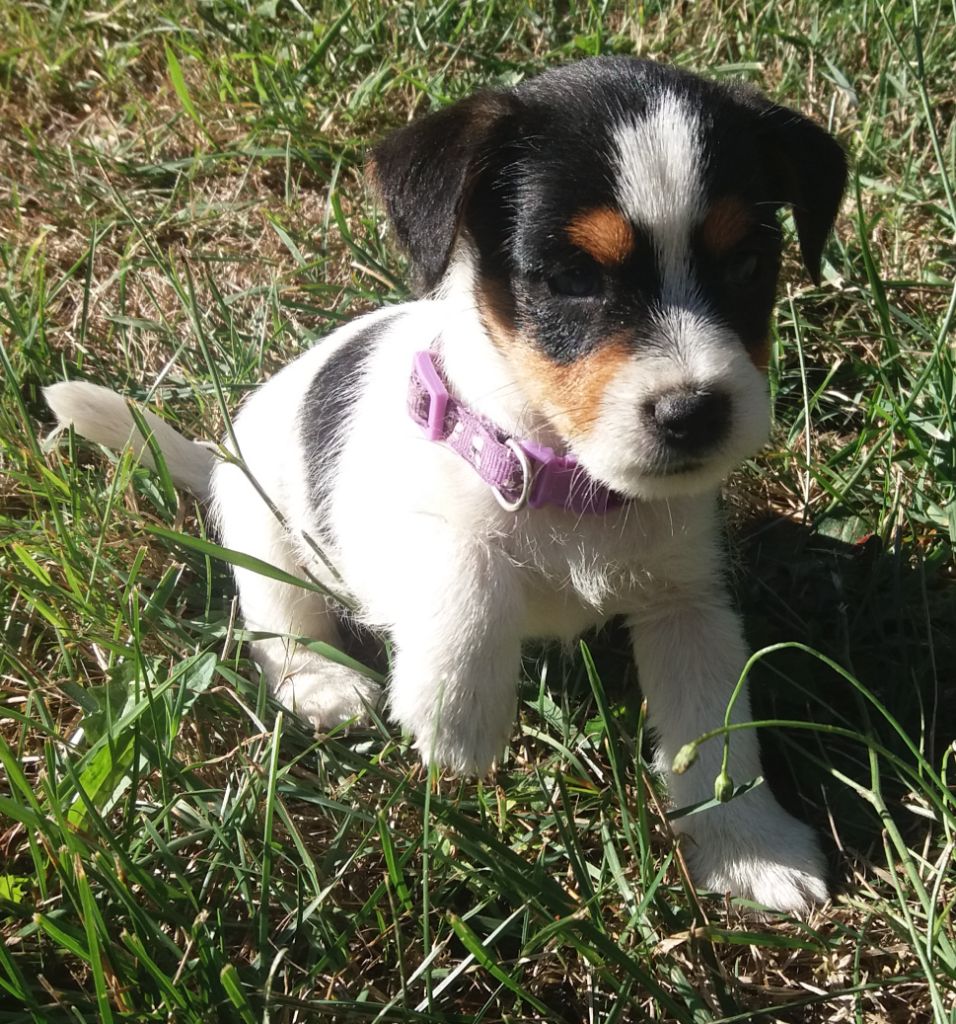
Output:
[[213, 464, 380, 729]]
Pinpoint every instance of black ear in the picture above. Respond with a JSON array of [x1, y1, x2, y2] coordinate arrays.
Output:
[[734, 89, 848, 284], [758, 103, 847, 283], [368, 90, 518, 293]]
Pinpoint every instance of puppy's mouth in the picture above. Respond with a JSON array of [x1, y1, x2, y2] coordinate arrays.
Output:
[[603, 449, 738, 502], [643, 456, 706, 478]]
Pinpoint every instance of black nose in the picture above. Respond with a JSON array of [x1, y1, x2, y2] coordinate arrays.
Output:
[[645, 388, 731, 453]]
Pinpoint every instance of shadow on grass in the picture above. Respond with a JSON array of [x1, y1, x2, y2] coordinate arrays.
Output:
[[734, 514, 955, 884], [736, 520, 953, 888], [569, 511, 954, 898]]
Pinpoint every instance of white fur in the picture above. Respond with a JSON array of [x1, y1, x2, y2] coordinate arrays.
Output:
[[569, 96, 771, 500], [44, 381, 215, 498], [573, 310, 771, 500], [45, 93, 829, 916], [44, 294, 827, 914], [613, 93, 704, 303]]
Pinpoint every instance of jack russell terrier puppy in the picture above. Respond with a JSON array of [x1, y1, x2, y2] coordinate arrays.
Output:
[[46, 57, 847, 915]]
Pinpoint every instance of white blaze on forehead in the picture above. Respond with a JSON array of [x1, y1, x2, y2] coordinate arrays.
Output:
[[611, 91, 705, 301]]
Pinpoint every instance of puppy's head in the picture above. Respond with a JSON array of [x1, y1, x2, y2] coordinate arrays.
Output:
[[370, 58, 847, 500]]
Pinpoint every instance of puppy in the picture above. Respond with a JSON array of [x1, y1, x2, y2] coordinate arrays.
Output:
[[46, 57, 847, 915]]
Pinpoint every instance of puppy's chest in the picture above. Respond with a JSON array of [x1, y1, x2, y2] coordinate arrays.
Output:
[[519, 562, 645, 640], [505, 513, 685, 640]]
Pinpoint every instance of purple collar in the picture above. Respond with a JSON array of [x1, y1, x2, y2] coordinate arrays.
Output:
[[407, 351, 626, 515]]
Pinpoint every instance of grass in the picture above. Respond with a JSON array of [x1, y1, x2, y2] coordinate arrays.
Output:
[[1, 0, 954, 1020]]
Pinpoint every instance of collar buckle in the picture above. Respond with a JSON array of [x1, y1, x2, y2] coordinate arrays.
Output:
[[409, 350, 449, 441]]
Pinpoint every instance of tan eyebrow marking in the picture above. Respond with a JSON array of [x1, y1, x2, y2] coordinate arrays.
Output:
[[566, 207, 635, 266], [700, 196, 755, 253]]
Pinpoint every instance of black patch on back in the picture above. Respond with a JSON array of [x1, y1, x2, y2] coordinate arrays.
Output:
[[299, 315, 398, 529]]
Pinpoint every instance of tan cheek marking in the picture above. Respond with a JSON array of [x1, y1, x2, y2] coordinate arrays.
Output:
[[507, 336, 633, 438], [476, 275, 517, 350], [748, 337, 771, 372], [700, 197, 754, 254], [566, 207, 634, 266]]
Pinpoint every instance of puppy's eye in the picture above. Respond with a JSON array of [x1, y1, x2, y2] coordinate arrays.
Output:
[[547, 265, 602, 298], [725, 251, 761, 288]]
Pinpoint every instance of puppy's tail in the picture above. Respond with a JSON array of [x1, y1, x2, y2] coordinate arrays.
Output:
[[44, 381, 216, 500]]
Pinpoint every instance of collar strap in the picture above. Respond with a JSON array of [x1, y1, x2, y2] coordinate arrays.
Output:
[[407, 350, 625, 515]]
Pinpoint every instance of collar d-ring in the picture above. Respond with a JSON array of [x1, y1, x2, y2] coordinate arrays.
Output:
[[492, 438, 533, 512]]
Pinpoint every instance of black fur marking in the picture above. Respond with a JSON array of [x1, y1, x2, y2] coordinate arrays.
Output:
[[368, 56, 845, 371], [495, 60, 843, 364], [300, 315, 399, 528], [747, 99, 848, 284], [369, 92, 519, 294], [693, 216, 783, 354]]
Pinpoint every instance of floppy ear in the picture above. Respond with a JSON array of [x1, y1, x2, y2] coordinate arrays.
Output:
[[752, 101, 848, 284], [368, 90, 518, 292]]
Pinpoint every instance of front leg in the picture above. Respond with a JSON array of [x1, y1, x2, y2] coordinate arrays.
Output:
[[374, 530, 525, 775], [630, 590, 828, 915]]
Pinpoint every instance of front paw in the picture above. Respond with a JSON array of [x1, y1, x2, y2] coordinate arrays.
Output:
[[409, 722, 510, 777], [389, 682, 516, 777], [273, 663, 382, 732], [679, 796, 829, 916]]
